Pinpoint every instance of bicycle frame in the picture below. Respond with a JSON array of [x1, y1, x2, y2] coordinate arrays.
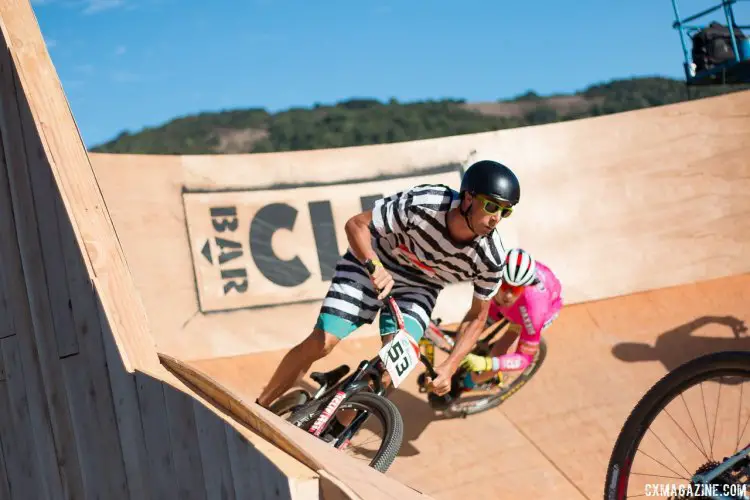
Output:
[[305, 295, 440, 444], [419, 316, 510, 368], [691, 443, 750, 499]]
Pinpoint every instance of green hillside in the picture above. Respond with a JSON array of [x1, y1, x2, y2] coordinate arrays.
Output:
[[90, 77, 749, 155]]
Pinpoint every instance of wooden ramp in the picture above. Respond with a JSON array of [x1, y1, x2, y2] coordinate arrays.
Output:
[[188, 272, 750, 499], [6, 0, 750, 496], [84, 66, 750, 500], [0, 0, 431, 498], [88, 87, 750, 362]]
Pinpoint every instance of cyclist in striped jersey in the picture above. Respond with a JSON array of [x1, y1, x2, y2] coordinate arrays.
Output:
[[257, 160, 521, 408]]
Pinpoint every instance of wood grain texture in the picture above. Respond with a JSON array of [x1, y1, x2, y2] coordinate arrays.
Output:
[[5, 0, 750, 497], [89, 90, 750, 360], [160, 353, 432, 500], [0, 1, 350, 499]]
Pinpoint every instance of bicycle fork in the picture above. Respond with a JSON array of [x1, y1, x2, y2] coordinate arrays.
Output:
[[333, 357, 395, 448], [311, 358, 382, 446], [420, 337, 435, 376]]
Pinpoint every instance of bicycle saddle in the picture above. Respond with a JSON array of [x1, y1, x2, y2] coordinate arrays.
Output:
[[310, 364, 350, 388]]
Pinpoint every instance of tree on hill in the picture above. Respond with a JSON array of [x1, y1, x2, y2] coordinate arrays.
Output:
[[89, 77, 749, 155]]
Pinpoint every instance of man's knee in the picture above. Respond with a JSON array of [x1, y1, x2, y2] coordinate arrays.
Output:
[[298, 328, 340, 361]]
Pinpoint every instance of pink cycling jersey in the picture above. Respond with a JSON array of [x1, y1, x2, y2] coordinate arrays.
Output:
[[487, 261, 563, 372]]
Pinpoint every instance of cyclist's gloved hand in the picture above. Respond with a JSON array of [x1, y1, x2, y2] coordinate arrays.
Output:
[[365, 258, 394, 300], [460, 353, 493, 372]]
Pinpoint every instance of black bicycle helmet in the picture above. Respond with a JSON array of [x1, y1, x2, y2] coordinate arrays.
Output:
[[460, 160, 521, 205]]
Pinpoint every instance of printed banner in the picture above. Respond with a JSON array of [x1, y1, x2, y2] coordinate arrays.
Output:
[[183, 170, 461, 311]]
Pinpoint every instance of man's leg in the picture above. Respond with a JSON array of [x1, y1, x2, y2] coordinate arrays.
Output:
[[257, 251, 380, 409], [256, 327, 340, 408]]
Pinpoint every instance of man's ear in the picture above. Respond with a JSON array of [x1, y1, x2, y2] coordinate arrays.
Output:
[[461, 192, 473, 211]]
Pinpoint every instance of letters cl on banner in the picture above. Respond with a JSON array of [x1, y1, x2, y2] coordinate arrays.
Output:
[[182, 171, 461, 311]]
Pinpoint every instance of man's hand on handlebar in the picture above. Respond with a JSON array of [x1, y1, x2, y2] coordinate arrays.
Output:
[[365, 258, 395, 300], [425, 362, 455, 397]]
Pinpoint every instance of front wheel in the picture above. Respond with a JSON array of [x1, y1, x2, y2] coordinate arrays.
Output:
[[605, 350, 750, 500], [287, 391, 404, 473]]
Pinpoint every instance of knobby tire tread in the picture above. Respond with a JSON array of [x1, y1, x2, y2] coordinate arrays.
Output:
[[286, 391, 404, 473]]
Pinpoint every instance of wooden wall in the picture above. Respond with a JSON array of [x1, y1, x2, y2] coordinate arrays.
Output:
[[0, 1, 321, 498]]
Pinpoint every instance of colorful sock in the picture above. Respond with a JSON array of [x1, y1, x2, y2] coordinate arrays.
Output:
[[462, 371, 476, 389]]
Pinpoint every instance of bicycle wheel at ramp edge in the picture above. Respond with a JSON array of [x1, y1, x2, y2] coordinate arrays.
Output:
[[604, 350, 750, 500], [287, 391, 404, 473]]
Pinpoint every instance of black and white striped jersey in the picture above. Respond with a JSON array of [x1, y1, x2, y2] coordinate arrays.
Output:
[[369, 183, 507, 300]]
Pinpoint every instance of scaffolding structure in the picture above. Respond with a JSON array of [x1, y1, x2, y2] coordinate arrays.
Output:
[[671, 0, 750, 84]]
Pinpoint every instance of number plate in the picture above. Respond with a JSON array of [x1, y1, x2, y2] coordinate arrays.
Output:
[[378, 330, 420, 388]]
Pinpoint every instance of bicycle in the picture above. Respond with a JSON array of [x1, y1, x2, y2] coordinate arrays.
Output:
[[605, 350, 750, 500], [268, 271, 450, 473], [415, 314, 548, 418]]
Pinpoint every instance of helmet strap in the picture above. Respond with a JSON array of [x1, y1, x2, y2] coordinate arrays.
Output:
[[459, 193, 480, 237]]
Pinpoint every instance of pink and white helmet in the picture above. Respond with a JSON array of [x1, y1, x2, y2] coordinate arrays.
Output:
[[502, 248, 536, 287]]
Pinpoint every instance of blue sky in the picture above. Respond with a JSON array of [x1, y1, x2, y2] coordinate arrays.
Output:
[[31, 0, 750, 149]]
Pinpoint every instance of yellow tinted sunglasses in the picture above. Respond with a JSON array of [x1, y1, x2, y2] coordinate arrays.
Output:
[[476, 194, 514, 218]]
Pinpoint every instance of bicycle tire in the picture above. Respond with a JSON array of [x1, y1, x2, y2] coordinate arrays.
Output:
[[604, 350, 750, 500], [450, 337, 548, 417], [269, 389, 311, 417], [287, 391, 404, 473]]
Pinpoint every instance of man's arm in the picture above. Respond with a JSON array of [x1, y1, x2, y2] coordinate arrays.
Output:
[[344, 210, 395, 299], [344, 188, 417, 299], [443, 296, 491, 371], [344, 210, 378, 263], [429, 295, 491, 396]]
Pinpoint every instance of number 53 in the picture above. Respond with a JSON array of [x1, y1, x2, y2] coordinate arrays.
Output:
[[388, 342, 411, 376]]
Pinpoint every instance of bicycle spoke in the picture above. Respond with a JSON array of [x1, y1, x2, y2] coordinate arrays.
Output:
[[641, 429, 693, 478], [634, 448, 690, 482], [700, 382, 715, 461], [629, 471, 690, 480], [711, 377, 723, 459], [680, 392, 710, 460], [736, 381, 749, 453], [663, 407, 709, 462]]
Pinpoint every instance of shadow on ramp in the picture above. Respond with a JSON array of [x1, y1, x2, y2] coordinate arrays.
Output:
[[612, 315, 749, 376], [387, 388, 449, 457]]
